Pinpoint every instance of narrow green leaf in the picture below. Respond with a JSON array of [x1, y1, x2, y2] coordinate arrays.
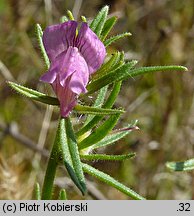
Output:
[[67, 10, 74, 20], [92, 122, 138, 149], [34, 183, 41, 200], [77, 82, 122, 137], [84, 86, 108, 125], [59, 189, 67, 200], [92, 52, 124, 81], [7, 81, 123, 116], [103, 81, 122, 108], [87, 64, 187, 95], [108, 51, 125, 72], [101, 16, 117, 41], [90, 5, 109, 36], [92, 86, 108, 108], [60, 16, 68, 23], [87, 60, 138, 94], [58, 118, 86, 195], [82, 163, 145, 200], [80, 153, 135, 161], [166, 158, 194, 171], [35, 24, 50, 69], [104, 32, 131, 47], [75, 104, 124, 115], [99, 52, 125, 79], [7, 81, 59, 105], [79, 114, 120, 150], [129, 65, 188, 77], [95, 52, 121, 74]]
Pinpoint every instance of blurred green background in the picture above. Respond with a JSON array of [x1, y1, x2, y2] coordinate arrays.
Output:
[[0, 0, 194, 199]]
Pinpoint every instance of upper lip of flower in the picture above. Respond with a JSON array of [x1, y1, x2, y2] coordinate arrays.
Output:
[[41, 21, 106, 76]]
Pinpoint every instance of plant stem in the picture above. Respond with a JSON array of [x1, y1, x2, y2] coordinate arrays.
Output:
[[41, 120, 60, 200]]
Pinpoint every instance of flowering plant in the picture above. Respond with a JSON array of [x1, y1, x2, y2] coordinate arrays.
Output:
[[8, 6, 187, 200]]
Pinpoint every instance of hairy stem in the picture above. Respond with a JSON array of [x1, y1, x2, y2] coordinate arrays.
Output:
[[41, 120, 60, 200]]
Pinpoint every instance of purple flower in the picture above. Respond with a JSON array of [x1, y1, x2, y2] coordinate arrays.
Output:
[[40, 21, 106, 117]]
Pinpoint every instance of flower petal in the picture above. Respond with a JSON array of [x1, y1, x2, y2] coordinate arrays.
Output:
[[52, 77, 77, 117], [69, 72, 88, 95], [39, 69, 57, 83], [58, 47, 89, 94], [76, 23, 106, 74], [40, 50, 68, 83], [43, 21, 77, 62]]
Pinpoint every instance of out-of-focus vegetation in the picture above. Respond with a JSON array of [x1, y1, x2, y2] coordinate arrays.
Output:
[[0, 0, 194, 199]]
